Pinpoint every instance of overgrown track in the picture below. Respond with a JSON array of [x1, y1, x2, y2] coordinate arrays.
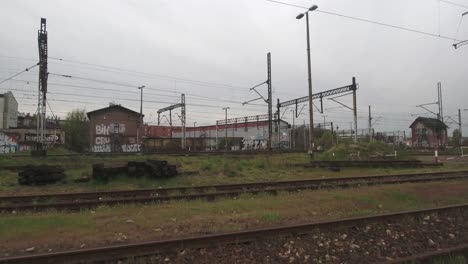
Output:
[[1, 171, 468, 212], [0, 204, 466, 264], [4, 150, 303, 159], [303, 159, 442, 168]]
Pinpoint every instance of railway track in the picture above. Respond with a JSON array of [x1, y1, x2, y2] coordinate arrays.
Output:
[[0, 204, 466, 263], [1, 170, 468, 212]]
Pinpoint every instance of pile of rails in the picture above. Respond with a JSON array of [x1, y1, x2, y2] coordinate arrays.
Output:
[[18, 165, 65, 185], [92, 160, 177, 182]]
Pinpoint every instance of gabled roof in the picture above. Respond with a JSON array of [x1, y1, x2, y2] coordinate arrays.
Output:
[[409, 117, 448, 130], [86, 104, 144, 118]]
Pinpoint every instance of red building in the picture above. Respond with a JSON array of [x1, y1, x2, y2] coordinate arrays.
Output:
[[409, 117, 448, 148], [87, 104, 143, 153]]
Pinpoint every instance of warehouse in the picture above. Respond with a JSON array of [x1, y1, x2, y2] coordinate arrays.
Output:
[[87, 104, 143, 153]]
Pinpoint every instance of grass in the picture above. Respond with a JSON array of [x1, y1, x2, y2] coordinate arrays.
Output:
[[1, 180, 468, 253], [1, 153, 468, 196]]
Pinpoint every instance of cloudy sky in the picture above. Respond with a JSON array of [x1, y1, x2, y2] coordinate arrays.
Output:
[[1, 0, 467, 135]]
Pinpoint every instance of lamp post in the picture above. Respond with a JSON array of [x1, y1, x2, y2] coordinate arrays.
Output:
[[296, 4, 318, 157], [137, 85, 145, 154]]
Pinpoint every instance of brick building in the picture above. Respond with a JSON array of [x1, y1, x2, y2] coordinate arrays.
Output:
[[410, 117, 448, 148], [87, 104, 143, 153]]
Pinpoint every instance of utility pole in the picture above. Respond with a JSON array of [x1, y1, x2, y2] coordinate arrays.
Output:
[[36, 18, 48, 155], [193, 121, 197, 151], [181, 94, 186, 150], [277, 99, 281, 149], [267, 53, 272, 150], [169, 109, 172, 138], [459, 109, 463, 156], [306, 11, 314, 155], [215, 121, 218, 150], [137, 85, 145, 153], [291, 110, 296, 150], [352, 77, 358, 143], [223, 107, 229, 151], [368, 105, 372, 142], [438, 82, 444, 122], [322, 115, 326, 129]]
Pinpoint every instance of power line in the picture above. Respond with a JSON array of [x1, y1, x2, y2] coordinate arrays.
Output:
[[0, 63, 39, 85], [46, 73, 267, 106], [48, 56, 250, 91], [440, 0, 468, 9], [265, 0, 460, 41], [48, 57, 304, 97]]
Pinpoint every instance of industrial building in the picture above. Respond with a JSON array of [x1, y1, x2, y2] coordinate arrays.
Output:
[[0, 92, 18, 129], [143, 118, 290, 151], [87, 104, 143, 153]]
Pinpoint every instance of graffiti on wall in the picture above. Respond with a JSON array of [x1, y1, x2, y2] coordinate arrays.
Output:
[[96, 124, 126, 136], [0, 132, 18, 154], [24, 134, 60, 143], [93, 123, 140, 153], [242, 133, 268, 150]]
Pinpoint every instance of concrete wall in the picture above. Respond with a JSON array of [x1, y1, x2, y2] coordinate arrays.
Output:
[[88, 108, 140, 153], [0, 128, 64, 153]]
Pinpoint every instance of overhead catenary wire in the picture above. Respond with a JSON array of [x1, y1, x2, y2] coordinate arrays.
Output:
[[0, 62, 39, 85], [440, 0, 468, 9], [265, 0, 461, 42]]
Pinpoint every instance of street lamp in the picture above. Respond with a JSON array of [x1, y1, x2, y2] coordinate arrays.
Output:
[[296, 4, 318, 157]]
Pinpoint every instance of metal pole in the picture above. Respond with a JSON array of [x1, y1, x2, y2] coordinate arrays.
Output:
[[267, 53, 272, 150], [368, 105, 372, 142], [277, 99, 281, 149], [291, 110, 295, 150], [216, 121, 218, 150], [169, 109, 172, 139], [303, 120, 306, 151], [223, 107, 229, 151], [138, 85, 145, 153], [306, 12, 314, 155], [181, 94, 186, 151], [459, 109, 463, 156], [352, 77, 358, 143], [193, 122, 196, 151]]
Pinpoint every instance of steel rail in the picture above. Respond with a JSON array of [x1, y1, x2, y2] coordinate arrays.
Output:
[[0, 204, 466, 264], [383, 243, 468, 263], [1, 171, 467, 212], [1, 170, 466, 203]]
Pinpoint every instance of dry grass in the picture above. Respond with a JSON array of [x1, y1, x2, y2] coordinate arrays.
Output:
[[1, 153, 468, 195], [1, 180, 468, 256]]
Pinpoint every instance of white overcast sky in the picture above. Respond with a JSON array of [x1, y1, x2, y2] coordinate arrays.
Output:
[[1, 0, 467, 134]]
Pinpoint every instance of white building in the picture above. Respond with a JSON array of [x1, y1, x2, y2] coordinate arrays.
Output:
[[0, 92, 18, 129], [171, 119, 290, 150]]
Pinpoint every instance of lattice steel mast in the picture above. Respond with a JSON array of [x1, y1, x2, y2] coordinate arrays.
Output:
[[36, 18, 48, 152]]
